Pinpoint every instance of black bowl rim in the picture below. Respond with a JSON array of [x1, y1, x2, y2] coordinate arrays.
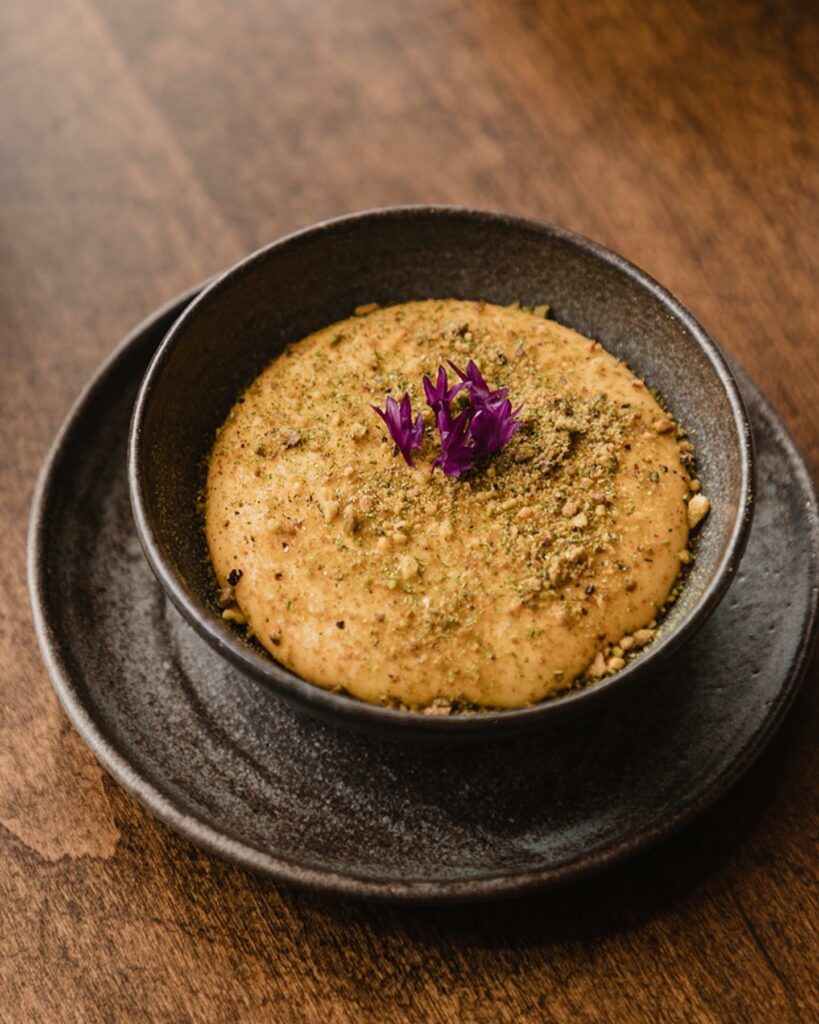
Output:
[[128, 205, 755, 737]]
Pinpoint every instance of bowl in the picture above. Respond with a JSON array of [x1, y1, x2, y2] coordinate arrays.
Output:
[[128, 206, 754, 739]]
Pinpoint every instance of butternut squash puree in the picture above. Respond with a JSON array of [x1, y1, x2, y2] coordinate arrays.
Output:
[[206, 300, 704, 710]]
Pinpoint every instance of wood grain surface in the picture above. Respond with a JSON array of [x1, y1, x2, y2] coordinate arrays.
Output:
[[2, 0, 817, 1020]]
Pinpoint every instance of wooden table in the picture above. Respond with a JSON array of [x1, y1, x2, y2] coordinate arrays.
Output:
[[2, 1, 817, 1020]]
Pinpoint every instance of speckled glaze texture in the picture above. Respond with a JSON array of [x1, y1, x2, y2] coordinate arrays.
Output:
[[29, 292, 818, 901], [129, 208, 754, 738]]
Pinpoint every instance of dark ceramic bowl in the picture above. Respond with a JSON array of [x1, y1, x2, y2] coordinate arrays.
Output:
[[129, 206, 754, 739]]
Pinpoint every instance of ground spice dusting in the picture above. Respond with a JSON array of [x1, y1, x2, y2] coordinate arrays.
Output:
[[205, 299, 708, 710]]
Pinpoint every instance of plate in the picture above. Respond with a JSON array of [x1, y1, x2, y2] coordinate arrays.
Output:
[[28, 290, 819, 901]]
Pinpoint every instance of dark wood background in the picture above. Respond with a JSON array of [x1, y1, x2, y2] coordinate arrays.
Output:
[[2, 1, 817, 1020]]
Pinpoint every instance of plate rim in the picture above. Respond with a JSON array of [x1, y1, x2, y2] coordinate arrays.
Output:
[[27, 286, 819, 902]]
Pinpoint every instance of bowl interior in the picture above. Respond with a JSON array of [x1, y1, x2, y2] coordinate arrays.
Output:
[[130, 207, 752, 736]]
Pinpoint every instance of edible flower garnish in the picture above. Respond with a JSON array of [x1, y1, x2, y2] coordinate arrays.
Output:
[[448, 359, 508, 408], [371, 393, 425, 466], [444, 360, 522, 456], [433, 405, 475, 478], [373, 360, 521, 477], [468, 397, 523, 457], [422, 365, 464, 413], [447, 359, 523, 458]]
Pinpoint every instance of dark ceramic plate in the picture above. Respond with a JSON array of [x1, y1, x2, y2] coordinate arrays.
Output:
[[29, 291, 818, 901], [129, 208, 753, 739]]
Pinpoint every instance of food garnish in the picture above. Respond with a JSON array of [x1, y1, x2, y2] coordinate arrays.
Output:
[[371, 393, 425, 466], [373, 359, 522, 477]]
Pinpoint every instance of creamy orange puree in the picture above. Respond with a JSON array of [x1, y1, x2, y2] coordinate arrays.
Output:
[[206, 300, 708, 710]]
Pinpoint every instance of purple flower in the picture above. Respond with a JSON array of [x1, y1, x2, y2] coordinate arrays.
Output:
[[468, 398, 523, 457], [448, 359, 509, 409], [447, 359, 522, 458], [371, 393, 425, 466], [373, 360, 522, 479], [423, 365, 464, 414], [432, 406, 475, 478]]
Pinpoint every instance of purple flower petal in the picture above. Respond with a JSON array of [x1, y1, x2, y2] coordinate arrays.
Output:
[[423, 365, 464, 413], [448, 359, 509, 409], [432, 405, 475, 478], [371, 392, 425, 466], [469, 399, 523, 457], [374, 360, 521, 477], [447, 359, 522, 457]]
